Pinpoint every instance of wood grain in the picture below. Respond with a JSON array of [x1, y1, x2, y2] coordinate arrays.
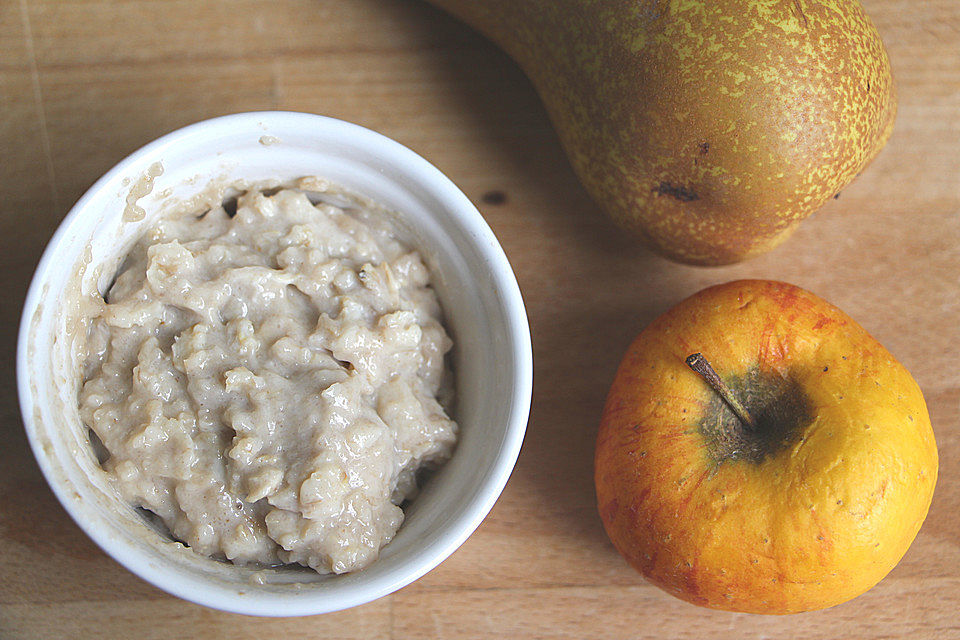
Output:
[[1, 0, 958, 637]]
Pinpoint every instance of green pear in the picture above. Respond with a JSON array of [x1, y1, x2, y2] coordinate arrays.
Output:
[[426, 0, 896, 265]]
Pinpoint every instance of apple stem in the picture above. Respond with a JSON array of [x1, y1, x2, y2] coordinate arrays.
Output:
[[685, 353, 757, 431]]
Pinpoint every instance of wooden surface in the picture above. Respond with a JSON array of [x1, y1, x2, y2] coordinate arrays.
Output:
[[2, 1, 958, 638]]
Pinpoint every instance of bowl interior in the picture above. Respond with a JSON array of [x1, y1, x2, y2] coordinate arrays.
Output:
[[19, 112, 530, 616]]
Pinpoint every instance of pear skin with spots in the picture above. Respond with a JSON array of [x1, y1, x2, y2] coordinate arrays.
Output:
[[595, 280, 938, 613], [427, 0, 896, 265]]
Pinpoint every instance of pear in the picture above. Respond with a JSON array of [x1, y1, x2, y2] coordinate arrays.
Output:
[[426, 0, 897, 265]]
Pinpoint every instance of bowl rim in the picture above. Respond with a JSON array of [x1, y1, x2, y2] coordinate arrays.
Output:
[[16, 110, 533, 616]]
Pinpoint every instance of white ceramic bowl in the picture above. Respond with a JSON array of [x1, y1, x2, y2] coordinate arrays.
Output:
[[17, 111, 532, 616]]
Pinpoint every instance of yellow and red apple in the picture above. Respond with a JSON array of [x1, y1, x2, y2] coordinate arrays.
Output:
[[595, 280, 938, 614]]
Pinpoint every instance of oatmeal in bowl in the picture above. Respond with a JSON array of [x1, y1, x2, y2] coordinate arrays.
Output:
[[81, 183, 458, 575], [18, 112, 532, 616]]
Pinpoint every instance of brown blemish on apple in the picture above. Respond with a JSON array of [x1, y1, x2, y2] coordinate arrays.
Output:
[[633, 487, 653, 518], [683, 558, 707, 603], [758, 322, 789, 366], [812, 316, 839, 330], [600, 499, 619, 524], [675, 468, 712, 514], [811, 509, 835, 561]]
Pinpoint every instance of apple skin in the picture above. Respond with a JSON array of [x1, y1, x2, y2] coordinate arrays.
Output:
[[595, 280, 938, 614]]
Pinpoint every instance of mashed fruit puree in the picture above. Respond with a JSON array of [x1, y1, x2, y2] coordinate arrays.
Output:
[[79, 184, 457, 574]]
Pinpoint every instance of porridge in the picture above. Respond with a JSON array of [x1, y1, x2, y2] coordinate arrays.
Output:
[[79, 183, 458, 574]]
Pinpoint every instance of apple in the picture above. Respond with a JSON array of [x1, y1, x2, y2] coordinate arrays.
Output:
[[594, 280, 938, 614]]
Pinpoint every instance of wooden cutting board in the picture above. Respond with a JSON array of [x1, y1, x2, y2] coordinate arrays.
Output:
[[1, 1, 957, 637]]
